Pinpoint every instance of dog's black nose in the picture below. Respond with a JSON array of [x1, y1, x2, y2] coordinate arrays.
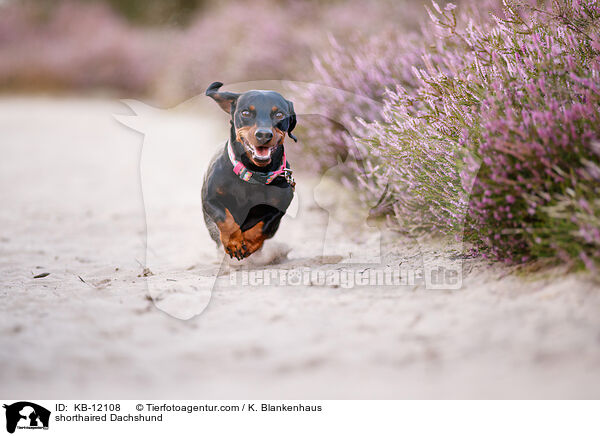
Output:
[[255, 129, 273, 145]]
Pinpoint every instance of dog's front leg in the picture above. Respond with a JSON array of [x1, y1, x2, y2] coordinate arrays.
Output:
[[216, 208, 247, 259], [242, 222, 267, 256], [241, 210, 284, 256]]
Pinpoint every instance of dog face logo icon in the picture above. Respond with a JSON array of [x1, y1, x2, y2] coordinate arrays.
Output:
[[3, 402, 50, 434]]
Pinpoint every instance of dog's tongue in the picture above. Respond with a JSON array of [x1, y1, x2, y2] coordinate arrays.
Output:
[[255, 146, 270, 158]]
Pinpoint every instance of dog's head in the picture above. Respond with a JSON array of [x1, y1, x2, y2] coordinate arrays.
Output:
[[206, 81, 297, 167]]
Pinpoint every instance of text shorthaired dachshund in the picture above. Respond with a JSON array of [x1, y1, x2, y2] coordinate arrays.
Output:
[[202, 82, 297, 260]]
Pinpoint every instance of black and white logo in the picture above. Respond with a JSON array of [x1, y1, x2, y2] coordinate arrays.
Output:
[[3, 402, 50, 434]]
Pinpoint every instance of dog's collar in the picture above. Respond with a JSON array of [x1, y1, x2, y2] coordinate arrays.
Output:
[[227, 140, 295, 188]]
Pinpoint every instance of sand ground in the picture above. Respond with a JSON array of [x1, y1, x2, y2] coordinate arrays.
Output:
[[0, 96, 599, 399]]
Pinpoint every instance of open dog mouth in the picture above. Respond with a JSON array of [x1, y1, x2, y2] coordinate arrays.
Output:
[[241, 137, 275, 163]]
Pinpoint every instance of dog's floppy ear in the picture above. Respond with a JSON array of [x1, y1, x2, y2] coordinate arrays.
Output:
[[286, 100, 298, 142], [206, 82, 240, 114]]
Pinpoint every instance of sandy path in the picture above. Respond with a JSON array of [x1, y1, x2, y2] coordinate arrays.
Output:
[[0, 96, 599, 399]]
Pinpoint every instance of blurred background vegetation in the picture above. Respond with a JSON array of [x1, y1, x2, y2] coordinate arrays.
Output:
[[0, 0, 423, 101], [100, 0, 205, 25], [6, 0, 207, 26]]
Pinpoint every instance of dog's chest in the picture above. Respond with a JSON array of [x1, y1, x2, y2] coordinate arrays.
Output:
[[229, 176, 293, 212]]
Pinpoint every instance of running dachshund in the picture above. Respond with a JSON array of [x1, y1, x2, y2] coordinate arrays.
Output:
[[202, 82, 297, 260]]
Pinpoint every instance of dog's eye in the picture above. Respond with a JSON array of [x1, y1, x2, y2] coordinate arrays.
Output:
[[241, 110, 251, 117], [274, 112, 284, 119]]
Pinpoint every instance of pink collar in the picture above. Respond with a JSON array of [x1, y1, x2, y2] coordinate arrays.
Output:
[[227, 140, 291, 185]]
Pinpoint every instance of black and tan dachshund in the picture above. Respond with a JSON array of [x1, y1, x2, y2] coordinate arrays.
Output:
[[202, 82, 297, 260]]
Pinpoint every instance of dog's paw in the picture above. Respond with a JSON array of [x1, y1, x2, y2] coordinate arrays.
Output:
[[239, 222, 267, 258], [243, 238, 265, 257], [222, 231, 248, 260]]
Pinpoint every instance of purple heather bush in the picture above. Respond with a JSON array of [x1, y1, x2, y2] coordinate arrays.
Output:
[[533, 143, 600, 269], [301, 0, 600, 267], [290, 30, 424, 174]]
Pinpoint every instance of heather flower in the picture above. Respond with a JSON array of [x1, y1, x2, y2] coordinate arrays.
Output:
[[299, 0, 600, 268]]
